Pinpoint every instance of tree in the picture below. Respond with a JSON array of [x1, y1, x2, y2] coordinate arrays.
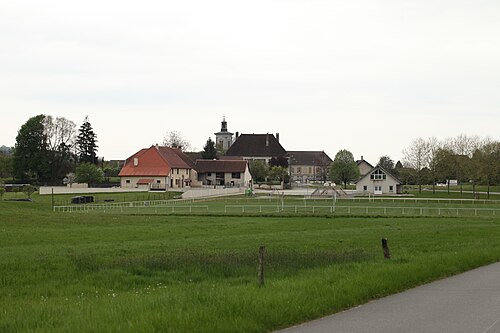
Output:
[[163, 131, 191, 151], [329, 149, 359, 188], [249, 160, 269, 183], [22, 185, 36, 199], [474, 141, 500, 198], [76, 116, 98, 164], [0, 153, 13, 179], [43, 116, 77, 182], [268, 166, 289, 182], [434, 148, 458, 194], [76, 163, 104, 185], [0, 186, 5, 200], [269, 155, 289, 168], [378, 155, 395, 173], [201, 138, 217, 159], [13, 115, 51, 181], [402, 138, 431, 193]]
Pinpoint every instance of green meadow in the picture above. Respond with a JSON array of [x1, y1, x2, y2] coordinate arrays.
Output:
[[2, 192, 500, 332]]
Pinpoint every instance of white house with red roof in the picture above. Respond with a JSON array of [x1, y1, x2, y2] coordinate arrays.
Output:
[[119, 145, 200, 190]]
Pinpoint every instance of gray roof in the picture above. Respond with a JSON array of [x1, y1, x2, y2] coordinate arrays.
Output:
[[225, 134, 286, 157], [288, 151, 332, 166]]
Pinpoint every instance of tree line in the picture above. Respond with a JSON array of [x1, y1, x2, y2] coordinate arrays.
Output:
[[401, 135, 500, 195], [0, 114, 104, 185]]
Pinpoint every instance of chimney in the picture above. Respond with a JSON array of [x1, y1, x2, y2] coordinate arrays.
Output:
[[155, 144, 159, 150], [236, 132, 239, 139], [133, 158, 139, 167], [276, 133, 280, 142], [361, 155, 364, 161], [266, 133, 269, 147]]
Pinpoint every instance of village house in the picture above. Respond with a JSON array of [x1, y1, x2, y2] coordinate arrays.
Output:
[[195, 160, 252, 187], [356, 156, 374, 177], [288, 151, 333, 183], [355, 165, 403, 195], [119, 145, 199, 190]]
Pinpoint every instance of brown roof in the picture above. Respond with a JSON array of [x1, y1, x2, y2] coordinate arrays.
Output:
[[196, 160, 248, 173], [288, 151, 332, 166], [225, 133, 286, 157]]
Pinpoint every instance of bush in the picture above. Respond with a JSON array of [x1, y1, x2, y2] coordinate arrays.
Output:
[[76, 163, 104, 186]]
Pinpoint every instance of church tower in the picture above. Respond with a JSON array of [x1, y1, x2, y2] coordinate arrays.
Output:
[[214, 116, 234, 152]]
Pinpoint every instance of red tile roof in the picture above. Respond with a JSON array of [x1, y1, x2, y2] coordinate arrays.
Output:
[[136, 178, 154, 184], [118, 146, 194, 177]]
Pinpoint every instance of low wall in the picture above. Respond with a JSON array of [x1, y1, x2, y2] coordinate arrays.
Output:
[[39, 186, 148, 195], [181, 187, 243, 199]]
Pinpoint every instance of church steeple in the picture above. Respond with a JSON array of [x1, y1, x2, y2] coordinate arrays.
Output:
[[221, 116, 228, 132], [214, 116, 234, 152]]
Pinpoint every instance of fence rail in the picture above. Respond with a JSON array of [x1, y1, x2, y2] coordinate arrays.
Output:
[[54, 201, 500, 217]]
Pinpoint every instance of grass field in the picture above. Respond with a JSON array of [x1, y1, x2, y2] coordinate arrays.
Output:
[[2, 193, 500, 332]]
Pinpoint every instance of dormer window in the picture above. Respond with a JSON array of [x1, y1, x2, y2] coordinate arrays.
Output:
[[370, 169, 386, 180]]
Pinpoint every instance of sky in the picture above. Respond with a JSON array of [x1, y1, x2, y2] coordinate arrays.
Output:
[[1, 0, 499, 164]]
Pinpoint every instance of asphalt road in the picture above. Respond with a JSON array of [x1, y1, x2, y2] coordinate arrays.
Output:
[[277, 262, 500, 333]]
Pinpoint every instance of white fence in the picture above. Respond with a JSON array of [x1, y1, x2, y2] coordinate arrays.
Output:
[[53, 201, 500, 217]]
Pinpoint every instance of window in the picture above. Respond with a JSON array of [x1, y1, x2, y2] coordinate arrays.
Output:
[[176, 169, 179, 174], [126, 180, 130, 184], [370, 169, 386, 180], [309, 167, 312, 173], [232, 172, 241, 179], [389, 185, 394, 192], [375, 186, 382, 191], [291, 167, 295, 173], [207, 172, 212, 177], [297, 167, 301, 173], [157, 180, 161, 184], [363, 185, 367, 191]]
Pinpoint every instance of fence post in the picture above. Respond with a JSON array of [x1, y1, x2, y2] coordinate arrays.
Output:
[[258, 245, 265, 287], [382, 238, 391, 259]]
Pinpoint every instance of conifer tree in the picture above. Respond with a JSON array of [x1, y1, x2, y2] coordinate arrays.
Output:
[[76, 116, 98, 164]]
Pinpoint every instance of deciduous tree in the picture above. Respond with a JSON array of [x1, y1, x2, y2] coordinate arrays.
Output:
[[76, 163, 104, 186], [13, 115, 51, 181], [378, 155, 395, 173], [249, 160, 269, 183], [329, 149, 359, 188], [163, 131, 191, 151], [402, 138, 431, 193]]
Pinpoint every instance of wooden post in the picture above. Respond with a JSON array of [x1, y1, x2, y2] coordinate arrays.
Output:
[[258, 245, 265, 287], [382, 238, 391, 259]]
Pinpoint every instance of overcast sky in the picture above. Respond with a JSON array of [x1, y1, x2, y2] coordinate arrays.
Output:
[[1, 0, 499, 163]]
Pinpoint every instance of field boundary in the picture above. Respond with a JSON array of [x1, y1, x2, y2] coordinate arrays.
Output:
[[53, 201, 500, 217]]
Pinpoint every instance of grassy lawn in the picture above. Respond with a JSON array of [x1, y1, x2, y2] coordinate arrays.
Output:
[[2, 195, 500, 332]]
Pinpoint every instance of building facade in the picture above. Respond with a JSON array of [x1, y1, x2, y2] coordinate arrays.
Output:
[[196, 160, 252, 187], [288, 151, 333, 182], [355, 165, 403, 195], [119, 145, 200, 190]]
